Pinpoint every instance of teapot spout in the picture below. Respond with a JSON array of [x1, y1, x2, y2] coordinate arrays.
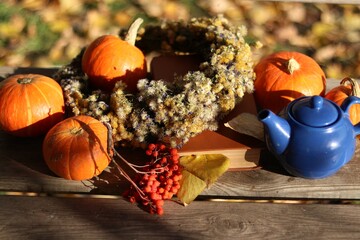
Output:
[[258, 109, 291, 156]]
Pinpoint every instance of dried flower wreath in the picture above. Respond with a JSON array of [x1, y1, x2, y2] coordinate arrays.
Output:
[[54, 15, 256, 148]]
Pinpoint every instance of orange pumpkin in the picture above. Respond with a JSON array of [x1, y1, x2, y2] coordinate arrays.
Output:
[[43, 115, 112, 180], [0, 74, 65, 137], [325, 77, 360, 125], [82, 19, 147, 92], [254, 51, 326, 113]]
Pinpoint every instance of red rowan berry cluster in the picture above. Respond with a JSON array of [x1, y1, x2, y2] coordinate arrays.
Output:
[[122, 143, 182, 215]]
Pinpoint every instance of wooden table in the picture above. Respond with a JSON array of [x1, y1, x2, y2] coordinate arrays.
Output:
[[1, 67, 360, 240]]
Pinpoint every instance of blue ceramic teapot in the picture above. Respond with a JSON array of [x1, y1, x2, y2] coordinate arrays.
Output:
[[258, 95, 360, 179]]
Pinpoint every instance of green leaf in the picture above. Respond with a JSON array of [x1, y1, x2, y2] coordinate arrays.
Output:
[[177, 154, 230, 205]]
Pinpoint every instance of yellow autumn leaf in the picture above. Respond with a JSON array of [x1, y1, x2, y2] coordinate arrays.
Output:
[[179, 154, 230, 185], [176, 170, 206, 205], [177, 154, 230, 205]]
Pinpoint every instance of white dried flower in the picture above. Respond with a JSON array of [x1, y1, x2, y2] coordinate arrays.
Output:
[[55, 15, 256, 148]]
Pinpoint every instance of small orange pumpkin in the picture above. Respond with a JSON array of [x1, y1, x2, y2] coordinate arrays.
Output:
[[43, 115, 112, 180], [325, 77, 360, 125], [0, 74, 65, 137], [254, 51, 326, 113], [82, 18, 147, 92]]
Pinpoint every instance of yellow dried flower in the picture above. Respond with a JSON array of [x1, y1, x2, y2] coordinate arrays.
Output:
[[55, 15, 256, 148]]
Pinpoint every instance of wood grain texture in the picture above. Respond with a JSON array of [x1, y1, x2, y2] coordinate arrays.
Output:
[[0, 195, 359, 240], [1, 128, 360, 199], [0, 131, 149, 195], [202, 142, 360, 199]]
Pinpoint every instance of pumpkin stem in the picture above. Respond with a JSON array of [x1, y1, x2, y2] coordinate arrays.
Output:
[[340, 77, 360, 97], [125, 18, 143, 46], [287, 58, 300, 75], [70, 127, 83, 135], [17, 77, 33, 84]]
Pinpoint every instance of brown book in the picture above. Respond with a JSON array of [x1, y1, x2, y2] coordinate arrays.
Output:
[[178, 93, 264, 171], [150, 54, 264, 170], [179, 130, 262, 170]]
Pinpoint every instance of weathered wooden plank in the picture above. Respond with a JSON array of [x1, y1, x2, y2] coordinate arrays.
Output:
[[0, 195, 359, 240], [0, 132, 143, 195], [202, 146, 360, 199], [1, 129, 360, 199]]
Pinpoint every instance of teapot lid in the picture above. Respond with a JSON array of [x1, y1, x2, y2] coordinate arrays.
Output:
[[290, 96, 339, 127]]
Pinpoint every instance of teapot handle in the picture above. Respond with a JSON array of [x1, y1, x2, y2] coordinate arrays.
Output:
[[341, 96, 360, 135]]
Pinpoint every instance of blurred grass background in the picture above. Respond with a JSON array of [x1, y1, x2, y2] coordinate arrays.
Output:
[[0, 0, 359, 79]]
